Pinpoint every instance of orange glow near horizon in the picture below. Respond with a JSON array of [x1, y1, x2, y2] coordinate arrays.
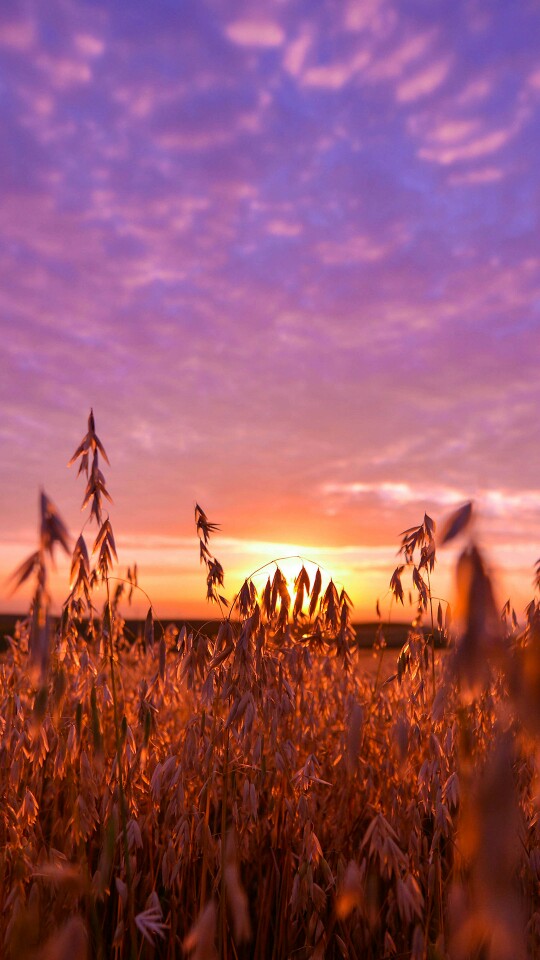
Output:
[[2, 523, 536, 626]]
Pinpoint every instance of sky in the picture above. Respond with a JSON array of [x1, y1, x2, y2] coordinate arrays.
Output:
[[1, 0, 539, 621]]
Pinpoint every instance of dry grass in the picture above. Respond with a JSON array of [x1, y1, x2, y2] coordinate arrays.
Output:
[[3, 411, 540, 960]]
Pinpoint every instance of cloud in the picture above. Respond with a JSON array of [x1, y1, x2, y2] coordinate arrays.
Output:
[[366, 29, 438, 82], [283, 30, 312, 77], [418, 125, 516, 165], [301, 50, 371, 90], [225, 19, 284, 48], [395, 57, 452, 102], [0, 15, 35, 51], [35, 52, 92, 89], [323, 480, 464, 507], [343, 0, 396, 36], [321, 481, 540, 519], [455, 77, 493, 105], [266, 220, 302, 237], [528, 68, 540, 91], [419, 118, 480, 144], [316, 234, 391, 265], [74, 33, 105, 58], [157, 128, 235, 152], [448, 167, 504, 185]]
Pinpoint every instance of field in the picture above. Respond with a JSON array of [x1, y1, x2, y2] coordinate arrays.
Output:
[[2, 414, 540, 960]]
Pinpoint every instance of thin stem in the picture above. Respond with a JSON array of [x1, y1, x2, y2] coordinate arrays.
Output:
[[426, 569, 436, 698], [105, 576, 167, 636], [105, 584, 138, 960], [218, 726, 230, 960], [199, 710, 218, 911]]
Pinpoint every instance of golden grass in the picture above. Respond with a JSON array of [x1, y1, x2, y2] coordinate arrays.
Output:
[[3, 411, 540, 960]]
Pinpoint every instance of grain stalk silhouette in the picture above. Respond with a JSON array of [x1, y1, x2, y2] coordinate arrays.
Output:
[[67, 410, 138, 960]]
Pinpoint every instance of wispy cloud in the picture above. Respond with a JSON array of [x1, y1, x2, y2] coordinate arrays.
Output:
[[395, 57, 452, 102], [418, 124, 516, 164], [321, 481, 540, 518], [366, 29, 438, 82], [301, 50, 371, 90], [225, 19, 284, 48]]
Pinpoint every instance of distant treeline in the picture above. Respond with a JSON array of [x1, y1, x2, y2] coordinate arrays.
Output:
[[0, 614, 420, 651]]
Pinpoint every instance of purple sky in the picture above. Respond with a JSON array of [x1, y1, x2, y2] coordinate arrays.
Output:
[[1, 0, 540, 618]]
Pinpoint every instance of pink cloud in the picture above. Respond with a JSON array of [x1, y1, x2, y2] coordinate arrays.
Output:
[[449, 167, 504, 185], [301, 51, 370, 90], [266, 220, 302, 237], [422, 118, 481, 144], [283, 31, 312, 77], [157, 129, 234, 152], [317, 234, 391, 265], [74, 33, 104, 58], [396, 57, 452, 102], [36, 53, 92, 89], [529, 68, 540, 91], [225, 19, 284, 48], [0, 17, 35, 51], [15, 83, 56, 119], [343, 0, 396, 36], [419, 125, 515, 164], [367, 30, 438, 82], [456, 77, 494, 105]]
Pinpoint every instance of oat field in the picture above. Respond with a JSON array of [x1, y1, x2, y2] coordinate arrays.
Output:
[[3, 412, 540, 960]]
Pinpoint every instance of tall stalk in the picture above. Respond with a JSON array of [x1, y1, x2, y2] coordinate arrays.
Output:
[[426, 569, 436, 698], [218, 726, 230, 960], [104, 594, 137, 960], [68, 410, 138, 960]]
